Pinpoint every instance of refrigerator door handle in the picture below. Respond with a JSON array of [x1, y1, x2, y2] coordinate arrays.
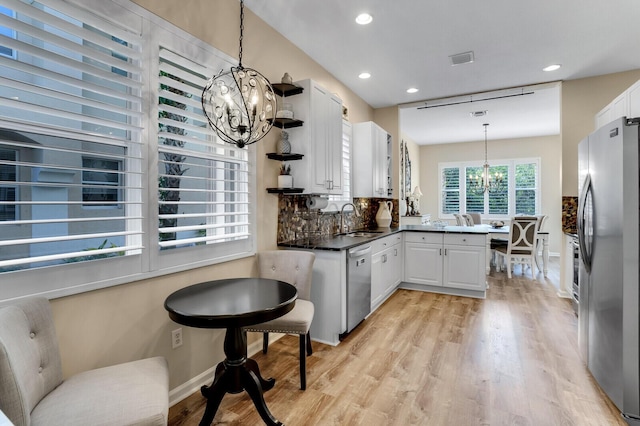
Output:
[[577, 173, 592, 273]]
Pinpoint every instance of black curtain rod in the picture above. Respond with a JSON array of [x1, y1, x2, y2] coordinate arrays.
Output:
[[417, 91, 535, 109]]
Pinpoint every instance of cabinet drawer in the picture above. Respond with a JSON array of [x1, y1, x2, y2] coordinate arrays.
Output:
[[444, 233, 485, 247], [372, 233, 402, 254], [404, 232, 443, 244]]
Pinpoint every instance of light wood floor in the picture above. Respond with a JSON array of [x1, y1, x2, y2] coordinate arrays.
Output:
[[169, 259, 625, 425]]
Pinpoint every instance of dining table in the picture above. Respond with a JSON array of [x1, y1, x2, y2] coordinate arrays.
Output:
[[164, 278, 297, 426], [478, 224, 550, 276]]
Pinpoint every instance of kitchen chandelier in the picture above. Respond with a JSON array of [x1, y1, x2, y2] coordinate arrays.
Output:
[[469, 123, 504, 193], [201, 0, 276, 148]]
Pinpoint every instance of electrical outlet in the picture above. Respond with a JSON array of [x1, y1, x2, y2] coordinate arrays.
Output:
[[171, 328, 183, 349]]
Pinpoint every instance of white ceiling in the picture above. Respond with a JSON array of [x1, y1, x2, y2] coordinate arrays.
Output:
[[244, 0, 640, 145]]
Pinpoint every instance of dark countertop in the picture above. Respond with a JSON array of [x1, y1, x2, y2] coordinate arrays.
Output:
[[278, 225, 495, 251]]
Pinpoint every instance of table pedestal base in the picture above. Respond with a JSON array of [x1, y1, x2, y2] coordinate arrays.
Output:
[[199, 327, 283, 426]]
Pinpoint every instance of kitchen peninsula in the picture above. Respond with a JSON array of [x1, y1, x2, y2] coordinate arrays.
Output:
[[279, 225, 490, 345]]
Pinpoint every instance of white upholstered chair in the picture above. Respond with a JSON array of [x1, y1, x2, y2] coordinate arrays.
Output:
[[495, 216, 539, 279], [468, 213, 482, 225], [245, 250, 315, 390], [0, 297, 169, 426], [461, 214, 475, 226]]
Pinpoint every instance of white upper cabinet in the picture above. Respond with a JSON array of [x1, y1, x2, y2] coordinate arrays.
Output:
[[595, 79, 640, 129], [288, 79, 343, 194], [352, 121, 392, 198]]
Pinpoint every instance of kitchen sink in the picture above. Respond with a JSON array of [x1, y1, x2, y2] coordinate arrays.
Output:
[[341, 231, 384, 237]]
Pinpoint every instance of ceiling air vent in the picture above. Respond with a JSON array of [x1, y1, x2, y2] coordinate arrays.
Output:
[[449, 51, 474, 66], [470, 110, 487, 117]]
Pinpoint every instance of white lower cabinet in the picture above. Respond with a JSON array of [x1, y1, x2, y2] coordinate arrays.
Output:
[[371, 233, 403, 311], [403, 232, 486, 298]]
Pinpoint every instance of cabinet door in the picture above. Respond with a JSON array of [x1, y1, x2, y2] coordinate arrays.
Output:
[[404, 242, 442, 286], [443, 245, 486, 291], [595, 106, 612, 129], [611, 93, 628, 121], [309, 83, 331, 193], [308, 83, 342, 194], [373, 125, 387, 196], [353, 122, 390, 198], [371, 250, 384, 308], [385, 244, 402, 292], [628, 80, 640, 118], [327, 93, 343, 193]]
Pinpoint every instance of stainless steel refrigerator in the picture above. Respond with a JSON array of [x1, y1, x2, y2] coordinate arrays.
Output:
[[578, 116, 640, 424]]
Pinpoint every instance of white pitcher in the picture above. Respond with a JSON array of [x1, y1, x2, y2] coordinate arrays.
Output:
[[375, 201, 393, 228]]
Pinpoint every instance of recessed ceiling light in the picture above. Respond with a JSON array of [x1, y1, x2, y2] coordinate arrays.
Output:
[[543, 64, 561, 72], [406, 88, 419, 94], [358, 72, 371, 79], [355, 13, 373, 25]]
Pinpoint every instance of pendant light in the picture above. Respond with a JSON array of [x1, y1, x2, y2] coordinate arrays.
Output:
[[201, 0, 276, 148], [470, 123, 504, 193]]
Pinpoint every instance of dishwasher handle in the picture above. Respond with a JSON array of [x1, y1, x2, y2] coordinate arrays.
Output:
[[349, 245, 372, 258]]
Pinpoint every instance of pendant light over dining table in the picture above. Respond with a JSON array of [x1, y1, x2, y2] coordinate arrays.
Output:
[[469, 123, 504, 193], [201, 0, 276, 148]]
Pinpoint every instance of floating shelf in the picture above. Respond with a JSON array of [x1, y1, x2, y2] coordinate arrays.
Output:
[[272, 83, 304, 97], [271, 118, 304, 129], [266, 187, 305, 194], [266, 153, 304, 161]]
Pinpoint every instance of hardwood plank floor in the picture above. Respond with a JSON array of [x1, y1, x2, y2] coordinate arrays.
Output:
[[168, 259, 625, 425]]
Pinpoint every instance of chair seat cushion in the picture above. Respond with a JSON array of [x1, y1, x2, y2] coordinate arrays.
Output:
[[245, 299, 314, 335], [495, 247, 532, 255], [31, 356, 169, 426]]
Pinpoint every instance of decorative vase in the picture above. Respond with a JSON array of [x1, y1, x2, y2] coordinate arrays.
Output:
[[375, 201, 393, 228], [399, 199, 407, 217], [277, 130, 291, 154], [278, 175, 293, 188], [281, 72, 293, 84]]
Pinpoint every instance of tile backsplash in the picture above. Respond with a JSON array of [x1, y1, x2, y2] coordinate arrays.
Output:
[[562, 196, 578, 234], [277, 195, 399, 243]]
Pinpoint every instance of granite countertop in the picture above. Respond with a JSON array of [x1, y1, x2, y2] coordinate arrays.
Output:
[[278, 225, 496, 251]]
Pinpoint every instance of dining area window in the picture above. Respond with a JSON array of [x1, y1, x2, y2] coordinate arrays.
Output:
[[440, 158, 540, 218]]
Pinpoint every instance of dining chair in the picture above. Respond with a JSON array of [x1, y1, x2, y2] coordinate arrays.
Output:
[[0, 297, 169, 426], [461, 214, 474, 226], [495, 216, 539, 279], [453, 213, 465, 226], [245, 250, 316, 390], [468, 213, 482, 225]]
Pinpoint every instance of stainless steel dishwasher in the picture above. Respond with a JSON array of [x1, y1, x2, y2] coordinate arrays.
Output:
[[345, 244, 372, 334]]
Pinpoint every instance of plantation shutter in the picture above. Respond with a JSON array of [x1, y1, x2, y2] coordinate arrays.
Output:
[[157, 47, 250, 249], [0, 0, 144, 270], [441, 166, 460, 214], [515, 162, 537, 214]]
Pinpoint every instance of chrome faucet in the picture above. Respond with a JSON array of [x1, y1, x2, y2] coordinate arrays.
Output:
[[340, 202, 361, 234]]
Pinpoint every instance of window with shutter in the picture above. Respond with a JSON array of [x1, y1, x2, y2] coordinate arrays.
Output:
[[0, 0, 256, 300], [439, 159, 539, 218]]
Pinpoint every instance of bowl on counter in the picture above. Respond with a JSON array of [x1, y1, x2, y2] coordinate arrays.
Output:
[[490, 220, 505, 228]]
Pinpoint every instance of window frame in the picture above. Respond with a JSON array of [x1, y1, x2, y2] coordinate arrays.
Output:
[[439, 157, 540, 219], [0, 0, 256, 302]]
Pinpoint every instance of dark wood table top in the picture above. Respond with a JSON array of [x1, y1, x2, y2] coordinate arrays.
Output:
[[164, 278, 297, 329]]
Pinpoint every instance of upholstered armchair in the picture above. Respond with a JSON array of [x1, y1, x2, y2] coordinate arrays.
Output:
[[245, 250, 315, 390], [0, 297, 169, 426]]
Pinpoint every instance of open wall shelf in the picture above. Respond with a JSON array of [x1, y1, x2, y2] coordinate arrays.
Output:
[[266, 153, 304, 161], [266, 187, 304, 194]]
